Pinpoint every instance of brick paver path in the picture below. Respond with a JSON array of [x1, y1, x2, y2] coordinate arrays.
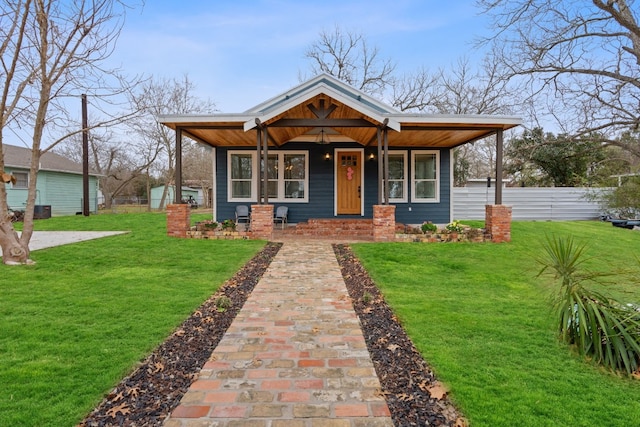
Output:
[[164, 241, 393, 427]]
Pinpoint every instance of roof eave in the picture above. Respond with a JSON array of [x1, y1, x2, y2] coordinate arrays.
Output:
[[392, 114, 523, 129]]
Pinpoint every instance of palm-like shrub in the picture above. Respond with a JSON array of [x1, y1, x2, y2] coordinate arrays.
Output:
[[538, 235, 640, 374]]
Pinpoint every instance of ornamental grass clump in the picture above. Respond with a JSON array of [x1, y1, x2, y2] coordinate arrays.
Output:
[[537, 235, 640, 375]]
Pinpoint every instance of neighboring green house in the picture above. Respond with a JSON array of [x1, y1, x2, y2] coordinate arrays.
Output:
[[150, 185, 199, 210], [4, 144, 99, 216]]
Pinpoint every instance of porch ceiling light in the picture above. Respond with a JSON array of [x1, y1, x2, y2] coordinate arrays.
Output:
[[315, 128, 331, 145]]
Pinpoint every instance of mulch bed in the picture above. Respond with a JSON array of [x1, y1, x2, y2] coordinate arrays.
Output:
[[334, 244, 466, 427], [79, 242, 282, 427], [79, 241, 465, 426]]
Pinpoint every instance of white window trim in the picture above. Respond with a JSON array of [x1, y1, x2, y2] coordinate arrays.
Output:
[[227, 150, 309, 203], [411, 150, 440, 203], [279, 151, 309, 203], [384, 150, 408, 203], [11, 171, 29, 189], [228, 150, 257, 202]]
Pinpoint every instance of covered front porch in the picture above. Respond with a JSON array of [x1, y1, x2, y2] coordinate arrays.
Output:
[[160, 74, 520, 242]]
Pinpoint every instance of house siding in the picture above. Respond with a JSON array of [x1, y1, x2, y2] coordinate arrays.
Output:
[[214, 144, 451, 224], [6, 168, 98, 216]]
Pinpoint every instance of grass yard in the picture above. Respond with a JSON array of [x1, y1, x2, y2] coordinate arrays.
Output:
[[0, 212, 265, 426], [352, 221, 640, 427]]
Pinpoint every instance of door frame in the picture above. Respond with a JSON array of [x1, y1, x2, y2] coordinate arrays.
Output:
[[333, 147, 364, 216]]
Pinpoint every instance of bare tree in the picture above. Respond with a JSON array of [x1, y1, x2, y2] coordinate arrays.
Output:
[[129, 75, 215, 210], [392, 58, 515, 182], [183, 143, 214, 208], [478, 0, 640, 157], [303, 26, 396, 97], [56, 123, 161, 209], [390, 67, 440, 112], [0, 0, 139, 265], [303, 29, 516, 182]]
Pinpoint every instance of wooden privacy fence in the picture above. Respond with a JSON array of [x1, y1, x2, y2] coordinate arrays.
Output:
[[453, 187, 610, 220]]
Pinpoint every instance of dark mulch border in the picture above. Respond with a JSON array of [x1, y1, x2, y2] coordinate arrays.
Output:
[[79, 242, 282, 427], [79, 241, 466, 426], [333, 244, 466, 426]]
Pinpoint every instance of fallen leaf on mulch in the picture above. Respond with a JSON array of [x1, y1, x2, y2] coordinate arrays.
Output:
[[387, 344, 400, 352], [106, 403, 130, 418], [427, 382, 448, 400]]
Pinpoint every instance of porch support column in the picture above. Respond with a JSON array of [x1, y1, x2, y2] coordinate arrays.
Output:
[[383, 125, 389, 205], [373, 205, 396, 241], [485, 129, 511, 243], [249, 204, 273, 240], [262, 124, 269, 205], [175, 127, 183, 203], [167, 203, 190, 238], [255, 120, 262, 204], [377, 127, 382, 204], [485, 204, 511, 243], [495, 129, 504, 205]]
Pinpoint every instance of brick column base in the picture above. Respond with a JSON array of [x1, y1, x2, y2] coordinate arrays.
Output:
[[249, 205, 274, 240], [485, 205, 512, 243], [373, 205, 396, 242], [167, 204, 191, 238]]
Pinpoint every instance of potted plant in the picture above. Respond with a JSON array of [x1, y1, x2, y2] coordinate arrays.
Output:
[[221, 219, 237, 233], [421, 222, 438, 234]]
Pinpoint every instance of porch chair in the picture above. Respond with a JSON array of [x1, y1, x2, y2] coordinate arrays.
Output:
[[235, 205, 250, 224], [274, 206, 288, 229]]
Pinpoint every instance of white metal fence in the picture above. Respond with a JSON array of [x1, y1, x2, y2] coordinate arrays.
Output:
[[453, 187, 609, 220]]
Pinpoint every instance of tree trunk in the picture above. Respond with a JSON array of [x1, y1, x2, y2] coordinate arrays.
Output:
[[0, 217, 32, 265], [102, 188, 113, 209]]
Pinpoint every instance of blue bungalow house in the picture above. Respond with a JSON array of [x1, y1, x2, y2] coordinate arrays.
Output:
[[159, 74, 520, 240]]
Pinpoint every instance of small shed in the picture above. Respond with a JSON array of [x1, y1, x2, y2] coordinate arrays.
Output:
[[150, 185, 199, 210]]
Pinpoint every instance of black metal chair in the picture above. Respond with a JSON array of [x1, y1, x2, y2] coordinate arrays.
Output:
[[235, 205, 250, 224], [274, 206, 288, 229]]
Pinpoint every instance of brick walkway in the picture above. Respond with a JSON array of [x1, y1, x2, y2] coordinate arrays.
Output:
[[164, 241, 393, 427]]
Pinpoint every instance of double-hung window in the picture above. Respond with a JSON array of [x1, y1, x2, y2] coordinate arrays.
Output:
[[283, 153, 306, 200], [228, 150, 308, 202], [11, 171, 29, 189], [382, 151, 407, 203], [411, 150, 439, 202], [229, 152, 254, 200]]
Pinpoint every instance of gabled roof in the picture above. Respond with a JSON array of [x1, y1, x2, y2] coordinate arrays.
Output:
[[3, 144, 99, 176], [243, 74, 400, 131], [158, 74, 521, 148]]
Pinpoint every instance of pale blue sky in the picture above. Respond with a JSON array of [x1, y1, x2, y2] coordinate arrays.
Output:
[[111, 0, 489, 112]]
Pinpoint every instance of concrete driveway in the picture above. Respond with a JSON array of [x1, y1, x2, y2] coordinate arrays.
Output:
[[0, 231, 128, 256]]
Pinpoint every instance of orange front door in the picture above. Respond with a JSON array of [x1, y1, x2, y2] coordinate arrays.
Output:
[[336, 151, 362, 215]]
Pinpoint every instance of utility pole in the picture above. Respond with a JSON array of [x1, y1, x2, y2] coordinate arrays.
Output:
[[82, 94, 89, 216]]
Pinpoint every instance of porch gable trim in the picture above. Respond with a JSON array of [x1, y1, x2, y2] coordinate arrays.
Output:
[[243, 83, 401, 132]]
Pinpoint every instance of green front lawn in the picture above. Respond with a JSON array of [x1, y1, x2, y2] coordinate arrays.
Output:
[[352, 221, 640, 427], [0, 213, 265, 426]]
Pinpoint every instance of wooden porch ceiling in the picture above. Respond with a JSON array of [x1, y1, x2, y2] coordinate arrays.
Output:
[[160, 93, 521, 149]]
